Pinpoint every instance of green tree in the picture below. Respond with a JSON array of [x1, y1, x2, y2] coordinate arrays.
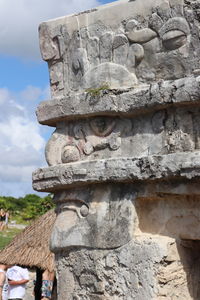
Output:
[[0, 194, 55, 223]]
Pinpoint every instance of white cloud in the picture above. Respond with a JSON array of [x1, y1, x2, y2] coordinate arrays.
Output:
[[1, 117, 44, 151], [20, 86, 43, 102], [0, 86, 52, 197], [0, 0, 100, 60]]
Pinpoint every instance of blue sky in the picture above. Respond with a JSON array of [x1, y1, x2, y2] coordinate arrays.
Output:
[[0, 0, 117, 197], [0, 56, 48, 91]]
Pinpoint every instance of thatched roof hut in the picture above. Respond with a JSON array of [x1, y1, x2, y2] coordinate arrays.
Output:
[[0, 209, 56, 272]]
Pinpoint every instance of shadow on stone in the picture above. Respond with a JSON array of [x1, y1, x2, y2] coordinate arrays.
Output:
[[177, 240, 200, 300]]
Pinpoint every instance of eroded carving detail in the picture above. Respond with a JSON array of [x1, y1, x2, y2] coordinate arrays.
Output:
[[89, 117, 116, 137], [38, 0, 198, 98], [61, 145, 80, 163], [51, 185, 136, 251], [45, 108, 200, 166]]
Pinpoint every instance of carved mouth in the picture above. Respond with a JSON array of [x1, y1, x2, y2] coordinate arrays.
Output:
[[83, 62, 138, 90]]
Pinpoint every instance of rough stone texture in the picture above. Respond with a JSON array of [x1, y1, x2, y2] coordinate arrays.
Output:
[[50, 185, 136, 251], [56, 238, 200, 300], [136, 194, 200, 240], [33, 0, 200, 299], [33, 152, 200, 191], [38, 0, 200, 98], [56, 237, 167, 300], [157, 239, 200, 300], [36, 76, 200, 125]]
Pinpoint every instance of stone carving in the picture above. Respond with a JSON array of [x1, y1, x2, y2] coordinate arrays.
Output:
[[44, 108, 200, 167], [38, 0, 198, 98], [34, 0, 200, 299], [45, 117, 133, 166], [39, 24, 61, 61], [159, 17, 190, 49], [61, 145, 80, 164], [51, 185, 136, 251], [89, 117, 116, 137], [126, 28, 157, 43]]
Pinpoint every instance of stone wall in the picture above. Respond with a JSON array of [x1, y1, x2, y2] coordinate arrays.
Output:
[[33, 0, 200, 298]]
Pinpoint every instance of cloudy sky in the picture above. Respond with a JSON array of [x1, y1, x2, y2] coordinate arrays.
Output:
[[0, 0, 116, 197]]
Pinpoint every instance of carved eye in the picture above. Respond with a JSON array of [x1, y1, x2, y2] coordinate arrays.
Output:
[[159, 17, 190, 51], [80, 204, 89, 217], [60, 201, 89, 218], [162, 30, 187, 50], [90, 117, 116, 137]]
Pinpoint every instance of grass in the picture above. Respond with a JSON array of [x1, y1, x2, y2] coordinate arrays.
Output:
[[86, 84, 110, 97], [0, 227, 22, 250]]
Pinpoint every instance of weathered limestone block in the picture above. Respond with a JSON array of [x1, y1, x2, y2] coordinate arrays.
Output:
[[36, 76, 200, 125], [56, 237, 167, 300], [34, 0, 200, 299], [56, 238, 200, 300], [51, 185, 136, 251], [38, 0, 200, 97]]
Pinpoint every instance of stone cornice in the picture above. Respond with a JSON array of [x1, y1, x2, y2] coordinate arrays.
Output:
[[36, 76, 200, 126], [32, 151, 200, 192]]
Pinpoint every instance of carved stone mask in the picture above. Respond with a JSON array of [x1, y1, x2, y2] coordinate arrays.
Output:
[[50, 185, 136, 252], [90, 117, 116, 137]]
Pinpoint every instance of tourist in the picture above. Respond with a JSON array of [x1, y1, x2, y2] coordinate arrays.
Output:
[[7, 265, 29, 300], [33, 268, 56, 300], [4, 211, 9, 230], [0, 210, 6, 231], [0, 264, 9, 300], [41, 270, 55, 300]]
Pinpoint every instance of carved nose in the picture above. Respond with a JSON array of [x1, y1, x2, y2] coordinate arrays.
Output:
[[50, 209, 81, 252], [50, 206, 91, 252]]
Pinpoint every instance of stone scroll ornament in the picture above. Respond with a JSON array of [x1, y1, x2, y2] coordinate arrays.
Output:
[[33, 0, 200, 298]]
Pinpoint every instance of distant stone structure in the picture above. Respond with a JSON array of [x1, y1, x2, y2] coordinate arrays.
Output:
[[33, 0, 200, 298]]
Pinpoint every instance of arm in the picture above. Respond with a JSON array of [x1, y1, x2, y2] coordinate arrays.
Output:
[[8, 279, 29, 285], [0, 273, 5, 300], [0, 287, 3, 300]]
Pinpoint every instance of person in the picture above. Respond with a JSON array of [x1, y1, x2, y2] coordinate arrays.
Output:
[[0, 210, 6, 231], [4, 211, 9, 230], [7, 265, 29, 300], [0, 264, 9, 300], [33, 269, 56, 300], [41, 270, 55, 300]]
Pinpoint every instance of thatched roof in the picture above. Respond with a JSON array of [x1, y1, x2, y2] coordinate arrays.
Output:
[[0, 209, 56, 272]]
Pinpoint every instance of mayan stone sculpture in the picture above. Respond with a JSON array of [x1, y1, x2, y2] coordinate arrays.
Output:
[[33, 0, 200, 298]]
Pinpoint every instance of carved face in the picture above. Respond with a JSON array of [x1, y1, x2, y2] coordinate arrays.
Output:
[[89, 117, 116, 137], [40, 0, 200, 97], [45, 117, 131, 166], [81, 12, 193, 88], [50, 185, 136, 252]]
